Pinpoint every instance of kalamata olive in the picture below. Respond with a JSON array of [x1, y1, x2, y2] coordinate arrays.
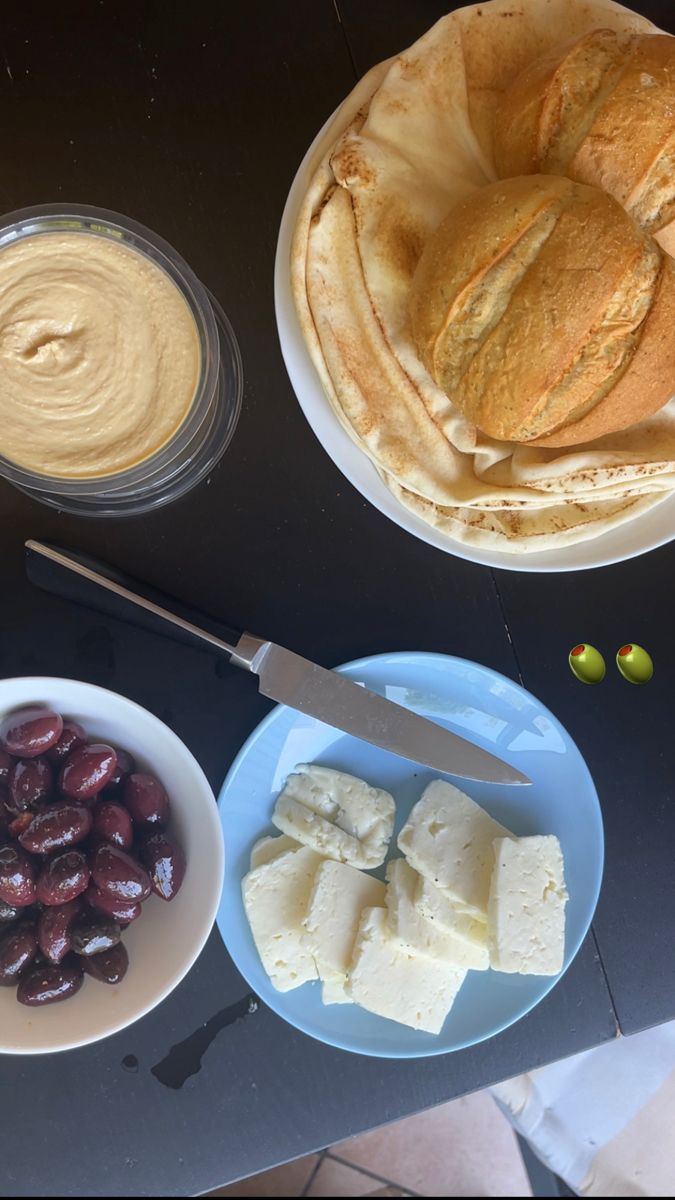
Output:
[[82, 941, 128, 985], [91, 801, 133, 850], [0, 707, 63, 758], [8, 811, 33, 839], [19, 803, 93, 856], [0, 843, 37, 906], [84, 883, 142, 923], [103, 749, 136, 794], [0, 750, 11, 783], [71, 917, 120, 957], [17, 959, 83, 1006], [37, 898, 83, 964], [7, 757, 53, 813], [36, 850, 90, 906], [0, 796, 8, 838], [46, 721, 86, 764], [0, 899, 19, 924], [59, 744, 117, 802], [0, 921, 38, 985], [122, 773, 169, 829], [91, 844, 151, 902], [141, 832, 186, 901]]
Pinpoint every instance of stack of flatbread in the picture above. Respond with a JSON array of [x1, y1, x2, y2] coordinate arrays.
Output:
[[291, 0, 675, 554]]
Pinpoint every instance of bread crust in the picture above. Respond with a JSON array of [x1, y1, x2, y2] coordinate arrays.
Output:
[[495, 29, 675, 242], [410, 176, 673, 445], [531, 255, 675, 446]]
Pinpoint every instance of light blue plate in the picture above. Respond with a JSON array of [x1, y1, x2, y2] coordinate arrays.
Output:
[[216, 652, 603, 1058]]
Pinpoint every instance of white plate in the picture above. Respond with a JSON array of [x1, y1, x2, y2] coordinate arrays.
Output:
[[274, 108, 675, 573]]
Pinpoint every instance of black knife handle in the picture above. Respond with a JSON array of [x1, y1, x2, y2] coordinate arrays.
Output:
[[25, 541, 244, 661]]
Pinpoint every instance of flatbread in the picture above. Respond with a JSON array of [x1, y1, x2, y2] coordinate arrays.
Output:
[[292, 0, 675, 553]]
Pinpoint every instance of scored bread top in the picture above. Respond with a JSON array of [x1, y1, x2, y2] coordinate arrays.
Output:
[[409, 175, 673, 445], [494, 29, 675, 245], [494, 28, 631, 178]]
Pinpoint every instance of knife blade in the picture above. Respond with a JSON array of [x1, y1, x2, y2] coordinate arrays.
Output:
[[25, 540, 530, 785]]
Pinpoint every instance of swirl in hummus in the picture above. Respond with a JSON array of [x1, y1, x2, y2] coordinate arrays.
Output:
[[0, 232, 201, 478]]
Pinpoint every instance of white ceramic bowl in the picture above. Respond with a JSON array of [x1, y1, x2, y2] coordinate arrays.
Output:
[[0, 677, 224, 1054]]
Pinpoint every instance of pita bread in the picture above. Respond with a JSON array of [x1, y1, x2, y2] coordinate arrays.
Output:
[[292, 0, 675, 552]]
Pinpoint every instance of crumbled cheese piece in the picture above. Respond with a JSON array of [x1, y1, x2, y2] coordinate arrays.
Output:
[[272, 764, 395, 869]]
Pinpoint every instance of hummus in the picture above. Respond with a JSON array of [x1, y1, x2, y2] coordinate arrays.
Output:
[[0, 231, 201, 479]]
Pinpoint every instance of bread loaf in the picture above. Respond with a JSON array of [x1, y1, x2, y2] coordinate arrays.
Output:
[[494, 29, 675, 254], [409, 176, 675, 447]]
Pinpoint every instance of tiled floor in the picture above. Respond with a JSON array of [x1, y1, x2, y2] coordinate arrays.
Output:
[[208, 1089, 532, 1197]]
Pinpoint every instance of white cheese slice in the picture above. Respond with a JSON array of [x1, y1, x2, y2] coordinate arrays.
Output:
[[272, 764, 395, 869], [250, 833, 300, 870], [385, 859, 488, 970], [321, 973, 352, 1005], [398, 779, 512, 920], [347, 907, 467, 1034], [304, 860, 386, 997], [414, 875, 488, 950], [488, 835, 568, 976], [242, 845, 322, 992]]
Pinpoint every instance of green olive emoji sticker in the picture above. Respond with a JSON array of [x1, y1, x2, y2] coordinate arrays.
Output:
[[569, 643, 606, 684], [616, 643, 653, 684]]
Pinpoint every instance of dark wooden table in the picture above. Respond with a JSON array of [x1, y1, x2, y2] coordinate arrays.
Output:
[[0, 2, 672, 1195]]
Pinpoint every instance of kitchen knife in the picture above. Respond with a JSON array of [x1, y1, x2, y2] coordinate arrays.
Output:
[[25, 540, 530, 785]]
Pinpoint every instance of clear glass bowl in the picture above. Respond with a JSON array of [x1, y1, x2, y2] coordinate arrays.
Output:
[[0, 204, 243, 516]]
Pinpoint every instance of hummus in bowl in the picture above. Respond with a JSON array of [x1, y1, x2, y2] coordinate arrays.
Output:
[[0, 205, 242, 515], [0, 232, 200, 479]]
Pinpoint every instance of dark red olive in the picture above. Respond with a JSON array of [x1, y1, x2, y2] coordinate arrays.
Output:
[[84, 883, 142, 923], [82, 942, 128, 985], [36, 850, 90, 906], [0, 921, 38, 985], [37, 898, 83, 964], [17, 959, 83, 1006], [0, 794, 8, 838], [19, 803, 92, 856], [59, 744, 117, 802], [103, 749, 136, 794], [0, 843, 37, 906], [122, 773, 169, 829], [7, 757, 52, 813], [91, 844, 151, 902], [71, 917, 120, 957], [0, 750, 11, 783], [45, 721, 86, 764], [8, 811, 34, 839], [0, 707, 63, 758], [0, 899, 19, 924], [141, 833, 186, 901], [91, 801, 133, 850]]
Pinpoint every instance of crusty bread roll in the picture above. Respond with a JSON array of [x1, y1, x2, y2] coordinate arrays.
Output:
[[494, 29, 675, 255], [409, 175, 675, 447]]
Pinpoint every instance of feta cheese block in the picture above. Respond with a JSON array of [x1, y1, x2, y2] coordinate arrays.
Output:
[[415, 875, 489, 951], [348, 907, 467, 1034], [304, 859, 386, 1002], [242, 845, 323, 992], [385, 859, 488, 970], [250, 833, 300, 870], [398, 779, 512, 920], [272, 764, 395, 869], [321, 974, 352, 1005], [488, 835, 568, 976]]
